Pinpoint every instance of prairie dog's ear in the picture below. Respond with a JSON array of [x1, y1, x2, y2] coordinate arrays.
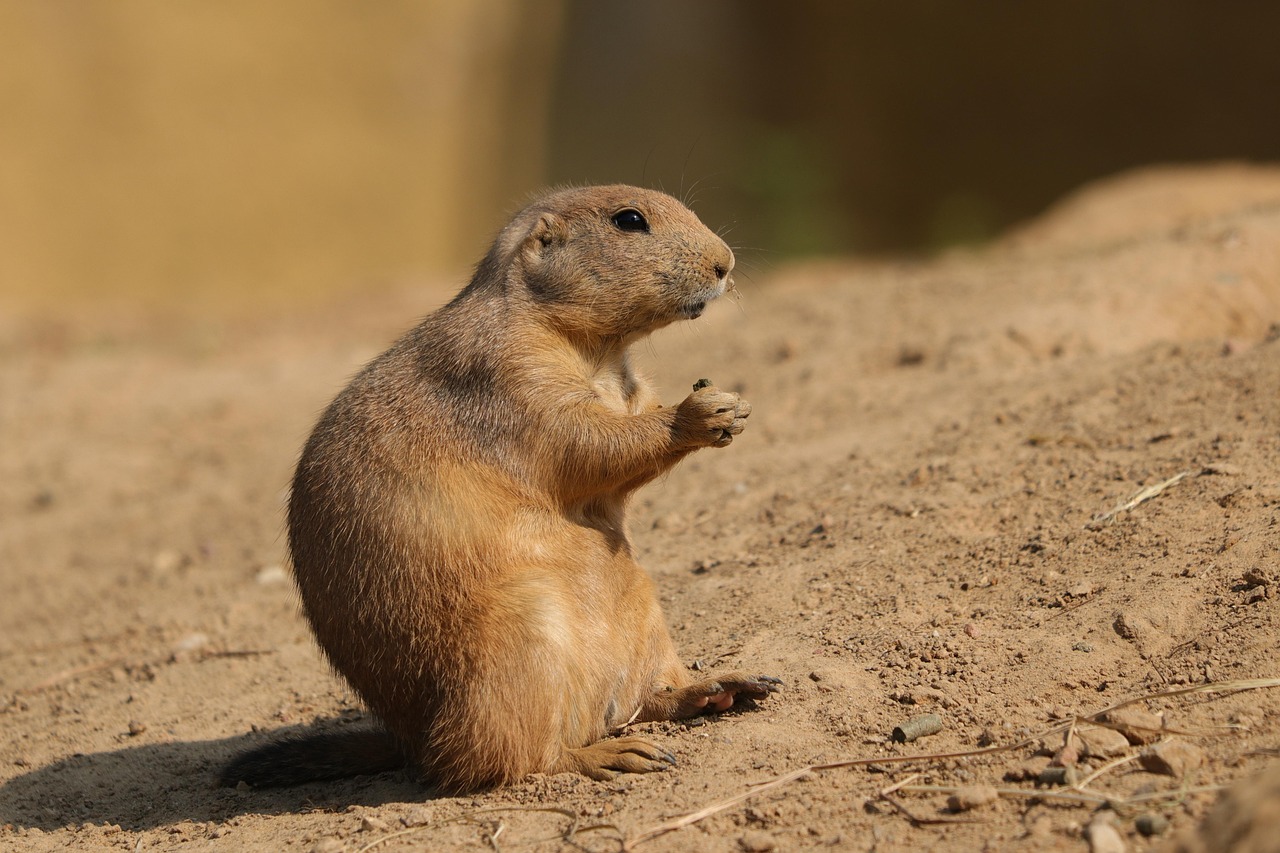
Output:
[[524, 212, 568, 257]]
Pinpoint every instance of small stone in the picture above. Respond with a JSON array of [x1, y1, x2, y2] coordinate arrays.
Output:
[[1068, 581, 1096, 597], [1139, 741, 1204, 778], [1100, 709, 1164, 744], [1079, 727, 1131, 758], [1113, 611, 1144, 640], [127, 720, 147, 736], [946, 785, 999, 812], [739, 830, 776, 852], [1052, 741, 1080, 767], [360, 815, 389, 832], [1134, 812, 1169, 836], [1087, 816, 1126, 853], [1004, 756, 1051, 782], [963, 622, 981, 638], [152, 550, 188, 574], [401, 806, 433, 827], [1026, 813, 1053, 841], [1242, 567, 1273, 589], [255, 565, 289, 585], [172, 633, 209, 656]]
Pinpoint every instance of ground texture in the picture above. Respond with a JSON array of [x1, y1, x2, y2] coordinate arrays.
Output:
[[2, 163, 1279, 852]]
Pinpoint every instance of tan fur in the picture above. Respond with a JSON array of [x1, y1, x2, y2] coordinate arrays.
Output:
[[237, 185, 779, 793]]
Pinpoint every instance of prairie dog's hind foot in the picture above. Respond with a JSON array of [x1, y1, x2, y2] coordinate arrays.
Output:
[[642, 673, 783, 720], [554, 736, 677, 782]]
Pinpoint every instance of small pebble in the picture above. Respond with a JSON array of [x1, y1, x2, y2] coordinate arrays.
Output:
[[127, 720, 147, 736], [1139, 741, 1204, 778], [739, 829, 776, 852], [1101, 709, 1164, 744], [1087, 817, 1126, 853], [1004, 756, 1051, 782], [360, 815, 389, 832], [1079, 727, 1131, 758], [401, 806, 433, 827], [1135, 812, 1169, 836], [172, 633, 209, 656], [1068, 581, 1096, 597], [1051, 741, 1080, 767], [255, 565, 289, 585], [1242, 567, 1273, 588], [152, 550, 187, 574], [946, 785, 999, 812]]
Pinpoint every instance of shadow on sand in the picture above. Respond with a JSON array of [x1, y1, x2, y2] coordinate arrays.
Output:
[[0, 724, 429, 832]]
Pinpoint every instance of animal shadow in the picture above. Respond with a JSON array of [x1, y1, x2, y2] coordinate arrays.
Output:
[[0, 723, 426, 832]]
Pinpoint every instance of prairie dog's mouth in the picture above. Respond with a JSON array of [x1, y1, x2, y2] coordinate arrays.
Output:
[[680, 280, 727, 319]]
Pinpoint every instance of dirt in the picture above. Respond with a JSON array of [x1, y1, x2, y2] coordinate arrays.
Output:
[[2, 163, 1279, 852]]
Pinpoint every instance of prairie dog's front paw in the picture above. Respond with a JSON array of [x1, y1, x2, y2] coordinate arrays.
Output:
[[675, 383, 751, 448]]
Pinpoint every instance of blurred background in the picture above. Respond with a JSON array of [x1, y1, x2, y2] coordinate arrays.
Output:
[[3, 0, 1279, 310]]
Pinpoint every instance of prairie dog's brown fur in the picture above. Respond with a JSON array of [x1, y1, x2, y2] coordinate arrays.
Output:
[[221, 185, 779, 793]]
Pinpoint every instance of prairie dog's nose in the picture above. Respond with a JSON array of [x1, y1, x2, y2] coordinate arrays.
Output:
[[712, 244, 735, 282]]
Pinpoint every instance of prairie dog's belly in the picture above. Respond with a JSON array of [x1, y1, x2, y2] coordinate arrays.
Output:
[[486, 514, 663, 736]]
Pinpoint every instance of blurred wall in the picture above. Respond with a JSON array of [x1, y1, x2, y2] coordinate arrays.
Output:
[[0, 1, 561, 308], [549, 1, 1280, 259], [3, 1, 1280, 310]]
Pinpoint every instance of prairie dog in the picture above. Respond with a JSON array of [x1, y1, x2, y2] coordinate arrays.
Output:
[[221, 185, 779, 793]]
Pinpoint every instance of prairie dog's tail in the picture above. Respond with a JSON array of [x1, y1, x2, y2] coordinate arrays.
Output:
[[219, 726, 406, 788]]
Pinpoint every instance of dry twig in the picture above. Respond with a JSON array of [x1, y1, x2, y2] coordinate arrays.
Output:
[[1087, 470, 1190, 529]]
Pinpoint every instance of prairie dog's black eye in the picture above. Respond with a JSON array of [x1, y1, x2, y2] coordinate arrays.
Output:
[[611, 208, 649, 233]]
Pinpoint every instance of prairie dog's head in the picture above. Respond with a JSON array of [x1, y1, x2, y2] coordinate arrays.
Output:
[[502, 185, 735, 341]]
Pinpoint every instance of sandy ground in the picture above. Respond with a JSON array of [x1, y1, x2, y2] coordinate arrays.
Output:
[[2, 163, 1279, 852]]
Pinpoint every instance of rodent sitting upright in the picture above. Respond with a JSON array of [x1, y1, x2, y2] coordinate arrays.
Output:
[[220, 185, 781, 793]]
